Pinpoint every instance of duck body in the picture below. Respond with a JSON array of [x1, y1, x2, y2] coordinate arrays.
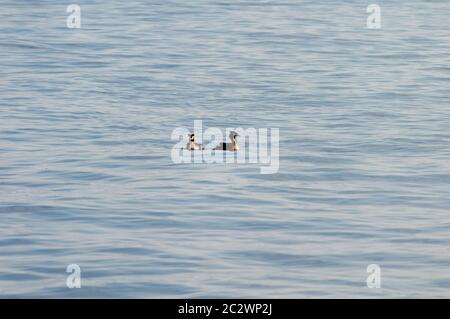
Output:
[[214, 142, 239, 151], [186, 141, 202, 150], [213, 131, 239, 152]]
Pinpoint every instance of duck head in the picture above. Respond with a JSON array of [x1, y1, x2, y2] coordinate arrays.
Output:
[[229, 131, 239, 142]]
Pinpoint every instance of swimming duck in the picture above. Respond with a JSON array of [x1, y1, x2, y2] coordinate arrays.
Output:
[[186, 133, 202, 150], [214, 131, 239, 151]]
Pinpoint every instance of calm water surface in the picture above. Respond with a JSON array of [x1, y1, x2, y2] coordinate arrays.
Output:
[[1, 0, 450, 297]]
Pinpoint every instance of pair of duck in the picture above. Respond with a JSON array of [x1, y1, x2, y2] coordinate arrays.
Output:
[[186, 131, 239, 151]]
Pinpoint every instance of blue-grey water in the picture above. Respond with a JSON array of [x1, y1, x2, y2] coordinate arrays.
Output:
[[1, 0, 450, 298]]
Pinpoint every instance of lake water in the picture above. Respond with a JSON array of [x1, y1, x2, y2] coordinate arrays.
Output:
[[1, 0, 449, 298]]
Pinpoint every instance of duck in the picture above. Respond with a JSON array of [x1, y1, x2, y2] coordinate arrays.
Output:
[[214, 131, 239, 151], [186, 133, 202, 150]]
